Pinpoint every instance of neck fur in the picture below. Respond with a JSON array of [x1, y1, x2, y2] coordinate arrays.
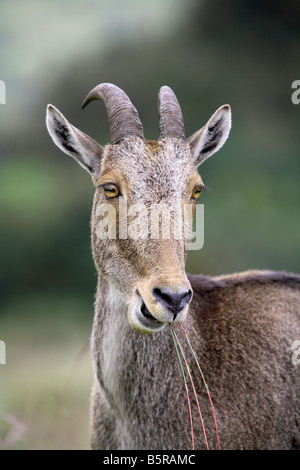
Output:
[[91, 273, 172, 406]]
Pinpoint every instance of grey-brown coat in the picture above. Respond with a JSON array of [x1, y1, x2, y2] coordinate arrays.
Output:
[[46, 83, 300, 450]]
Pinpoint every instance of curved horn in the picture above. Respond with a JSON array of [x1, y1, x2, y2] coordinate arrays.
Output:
[[82, 83, 144, 144], [158, 86, 185, 140]]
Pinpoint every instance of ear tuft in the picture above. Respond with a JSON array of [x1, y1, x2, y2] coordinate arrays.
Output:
[[188, 105, 231, 167]]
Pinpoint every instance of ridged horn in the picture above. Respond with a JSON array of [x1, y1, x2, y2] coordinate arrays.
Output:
[[82, 83, 144, 144], [158, 86, 185, 140]]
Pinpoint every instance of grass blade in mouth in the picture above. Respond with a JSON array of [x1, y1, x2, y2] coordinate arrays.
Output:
[[169, 325, 194, 450], [171, 326, 209, 450], [180, 323, 221, 450]]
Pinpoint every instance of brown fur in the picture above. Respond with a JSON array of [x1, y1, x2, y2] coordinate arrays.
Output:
[[90, 271, 300, 449], [146, 139, 162, 153], [46, 86, 300, 450]]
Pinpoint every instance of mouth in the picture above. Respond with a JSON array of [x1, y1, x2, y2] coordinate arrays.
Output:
[[128, 292, 165, 334], [140, 302, 161, 323]]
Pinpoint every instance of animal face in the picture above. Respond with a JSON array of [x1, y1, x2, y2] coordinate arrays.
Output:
[[90, 136, 203, 333]]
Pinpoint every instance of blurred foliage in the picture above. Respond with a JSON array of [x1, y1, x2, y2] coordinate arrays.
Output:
[[0, 297, 93, 449], [0, 0, 299, 449]]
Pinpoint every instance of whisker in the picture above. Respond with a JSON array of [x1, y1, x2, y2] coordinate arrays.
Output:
[[180, 323, 221, 450], [169, 325, 194, 450], [172, 327, 209, 450]]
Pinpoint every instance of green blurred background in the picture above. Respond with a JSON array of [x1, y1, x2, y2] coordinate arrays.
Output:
[[0, 0, 299, 449]]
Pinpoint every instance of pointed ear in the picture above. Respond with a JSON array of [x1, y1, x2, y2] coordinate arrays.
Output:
[[46, 105, 104, 174], [187, 105, 231, 167]]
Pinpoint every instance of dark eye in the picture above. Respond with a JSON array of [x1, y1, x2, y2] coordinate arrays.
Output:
[[103, 184, 120, 199], [191, 186, 202, 200]]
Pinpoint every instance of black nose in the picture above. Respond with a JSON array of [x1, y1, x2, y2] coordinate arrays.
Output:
[[153, 287, 192, 320]]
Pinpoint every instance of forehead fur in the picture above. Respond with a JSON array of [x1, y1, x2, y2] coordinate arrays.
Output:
[[98, 137, 199, 203]]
